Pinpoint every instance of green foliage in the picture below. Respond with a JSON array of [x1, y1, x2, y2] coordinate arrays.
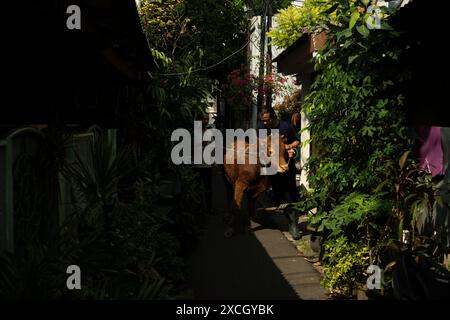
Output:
[[185, 0, 248, 83], [309, 193, 390, 297], [268, 0, 399, 49], [141, 0, 249, 85], [293, 184, 317, 214], [277, 0, 424, 296], [310, 193, 391, 241], [321, 237, 370, 297], [267, 6, 304, 48], [252, 0, 292, 16], [0, 132, 205, 299], [140, 0, 228, 131], [370, 152, 445, 261], [267, 0, 337, 48], [2, 0, 253, 300], [140, 0, 195, 59], [303, 0, 412, 218]]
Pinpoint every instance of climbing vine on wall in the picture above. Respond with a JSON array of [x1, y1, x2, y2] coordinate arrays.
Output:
[[282, 0, 420, 296]]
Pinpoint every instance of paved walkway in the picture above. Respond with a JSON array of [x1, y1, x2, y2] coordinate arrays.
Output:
[[186, 166, 328, 300]]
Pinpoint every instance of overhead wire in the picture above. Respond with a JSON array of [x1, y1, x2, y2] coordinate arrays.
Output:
[[147, 20, 257, 77]]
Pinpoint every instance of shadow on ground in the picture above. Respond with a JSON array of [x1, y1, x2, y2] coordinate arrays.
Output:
[[186, 214, 300, 300], [185, 166, 327, 300]]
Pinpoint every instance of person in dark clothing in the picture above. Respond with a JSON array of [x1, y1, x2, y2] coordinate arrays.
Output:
[[259, 109, 301, 239]]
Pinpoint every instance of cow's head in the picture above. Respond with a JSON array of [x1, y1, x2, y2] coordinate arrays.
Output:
[[264, 134, 289, 173]]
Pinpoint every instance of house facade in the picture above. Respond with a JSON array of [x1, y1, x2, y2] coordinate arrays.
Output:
[[1, 0, 153, 253]]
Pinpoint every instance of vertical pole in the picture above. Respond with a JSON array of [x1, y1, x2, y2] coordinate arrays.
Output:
[[246, 0, 254, 75], [265, 0, 273, 112], [299, 75, 311, 189], [256, 0, 267, 113], [246, 0, 256, 128]]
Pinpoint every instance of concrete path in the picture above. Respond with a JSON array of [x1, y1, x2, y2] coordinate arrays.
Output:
[[186, 166, 328, 300]]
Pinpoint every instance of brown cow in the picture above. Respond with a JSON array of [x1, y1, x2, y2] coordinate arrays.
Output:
[[223, 133, 289, 238]]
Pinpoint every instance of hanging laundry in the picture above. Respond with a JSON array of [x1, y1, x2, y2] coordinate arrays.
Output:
[[417, 126, 445, 177]]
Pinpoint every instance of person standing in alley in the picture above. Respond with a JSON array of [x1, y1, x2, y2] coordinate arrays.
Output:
[[259, 108, 301, 239]]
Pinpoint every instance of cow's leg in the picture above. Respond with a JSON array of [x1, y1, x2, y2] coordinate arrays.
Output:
[[224, 181, 246, 238], [248, 196, 256, 220], [247, 195, 257, 233], [234, 181, 248, 235], [246, 177, 268, 232], [223, 178, 235, 237]]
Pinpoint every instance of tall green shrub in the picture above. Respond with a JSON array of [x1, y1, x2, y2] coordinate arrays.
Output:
[[295, 0, 416, 296]]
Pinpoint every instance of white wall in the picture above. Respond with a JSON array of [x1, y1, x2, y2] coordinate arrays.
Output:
[[249, 14, 300, 129]]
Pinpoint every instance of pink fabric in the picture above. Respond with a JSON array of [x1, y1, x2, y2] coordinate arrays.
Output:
[[417, 126, 445, 177]]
